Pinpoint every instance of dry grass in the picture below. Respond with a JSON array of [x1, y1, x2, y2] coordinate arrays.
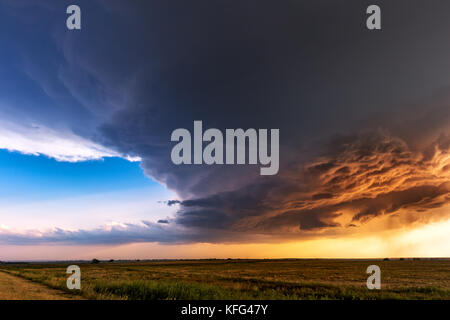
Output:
[[0, 259, 448, 300], [0, 271, 81, 300]]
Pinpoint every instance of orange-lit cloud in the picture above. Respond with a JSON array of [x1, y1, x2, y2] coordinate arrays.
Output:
[[174, 130, 450, 242], [1, 131, 449, 251]]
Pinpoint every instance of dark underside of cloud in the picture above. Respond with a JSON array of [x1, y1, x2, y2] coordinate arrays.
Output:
[[1, 0, 450, 245], [173, 132, 450, 233]]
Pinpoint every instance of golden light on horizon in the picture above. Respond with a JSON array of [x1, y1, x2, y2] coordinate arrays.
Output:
[[10, 217, 442, 261]]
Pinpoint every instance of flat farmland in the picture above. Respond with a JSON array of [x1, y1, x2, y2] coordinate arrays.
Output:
[[0, 259, 448, 300]]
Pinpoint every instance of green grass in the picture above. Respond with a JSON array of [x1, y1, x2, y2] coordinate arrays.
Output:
[[89, 279, 450, 300], [92, 280, 253, 300], [1, 259, 449, 300]]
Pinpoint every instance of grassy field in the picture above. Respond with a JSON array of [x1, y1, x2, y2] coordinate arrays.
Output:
[[0, 259, 449, 300], [0, 271, 79, 300]]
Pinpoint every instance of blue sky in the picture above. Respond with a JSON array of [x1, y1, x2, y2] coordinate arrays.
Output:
[[0, 149, 176, 231], [0, 1, 181, 257], [0, 149, 158, 201]]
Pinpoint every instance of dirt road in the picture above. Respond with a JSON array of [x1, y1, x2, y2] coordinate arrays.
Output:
[[0, 271, 80, 300]]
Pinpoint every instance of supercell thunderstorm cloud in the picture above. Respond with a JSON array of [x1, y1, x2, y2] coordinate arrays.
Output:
[[0, 0, 449, 251]]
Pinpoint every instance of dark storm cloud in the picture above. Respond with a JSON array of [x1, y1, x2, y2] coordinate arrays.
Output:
[[81, 1, 450, 239], [90, 0, 381, 197], [174, 131, 450, 233], [3, 1, 450, 244]]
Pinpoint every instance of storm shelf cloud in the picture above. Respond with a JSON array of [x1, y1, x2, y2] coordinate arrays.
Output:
[[0, 0, 450, 246]]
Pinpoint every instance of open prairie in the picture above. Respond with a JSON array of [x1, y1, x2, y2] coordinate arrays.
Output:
[[0, 270, 79, 300], [0, 259, 448, 300]]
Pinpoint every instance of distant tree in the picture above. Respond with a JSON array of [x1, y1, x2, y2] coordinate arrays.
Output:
[[91, 258, 100, 264], [383, 258, 390, 261], [109, 259, 115, 262]]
